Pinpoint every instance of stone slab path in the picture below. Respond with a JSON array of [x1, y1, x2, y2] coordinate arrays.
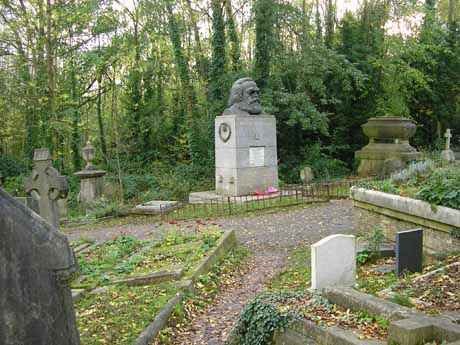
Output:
[[64, 200, 357, 345]]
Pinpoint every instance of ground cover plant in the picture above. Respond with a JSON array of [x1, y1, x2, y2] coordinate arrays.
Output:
[[356, 252, 460, 315], [73, 227, 223, 288], [358, 163, 460, 210], [391, 253, 460, 315], [356, 257, 399, 295], [269, 246, 311, 291], [76, 282, 178, 345], [230, 291, 389, 345]]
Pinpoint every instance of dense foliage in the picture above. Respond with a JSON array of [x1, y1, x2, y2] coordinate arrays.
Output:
[[359, 162, 460, 210], [0, 0, 459, 195]]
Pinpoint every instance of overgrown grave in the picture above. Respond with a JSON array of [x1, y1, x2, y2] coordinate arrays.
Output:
[[72, 226, 238, 345]]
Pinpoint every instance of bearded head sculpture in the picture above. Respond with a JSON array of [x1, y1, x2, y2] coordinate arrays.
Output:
[[223, 78, 263, 116]]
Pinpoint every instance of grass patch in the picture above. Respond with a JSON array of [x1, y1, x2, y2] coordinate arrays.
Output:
[[73, 227, 224, 288], [356, 257, 399, 295], [76, 235, 147, 287], [269, 246, 311, 291], [76, 282, 178, 345]]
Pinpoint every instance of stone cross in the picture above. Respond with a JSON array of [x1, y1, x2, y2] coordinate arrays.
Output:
[[25, 149, 68, 228], [445, 129, 452, 150]]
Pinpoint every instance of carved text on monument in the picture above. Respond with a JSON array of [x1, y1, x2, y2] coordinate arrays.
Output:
[[249, 146, 265, 167]]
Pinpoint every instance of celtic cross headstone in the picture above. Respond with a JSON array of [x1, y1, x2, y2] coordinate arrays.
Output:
[[25, 148, 69, 228]]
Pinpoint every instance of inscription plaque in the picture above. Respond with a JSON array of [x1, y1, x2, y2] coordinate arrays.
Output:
[[249, 147, 265, 167]]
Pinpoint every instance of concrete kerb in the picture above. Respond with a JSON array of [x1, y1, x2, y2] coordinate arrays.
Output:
[[131, 229, 237, 345], [110, 269, 183, 287], [323, 287, 460, 345], [323, 287, 418, 321], [350, 187, 460, 232], [133, 293, 183, 345], [273, 286, 460, 345], [274, 319, 385, 345], [190, 229, 237, 281]]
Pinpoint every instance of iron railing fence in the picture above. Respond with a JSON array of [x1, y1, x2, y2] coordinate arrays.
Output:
[[158, 176, 386, 221]]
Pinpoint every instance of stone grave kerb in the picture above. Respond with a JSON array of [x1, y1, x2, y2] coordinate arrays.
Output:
[[24, 148, 69, 229]]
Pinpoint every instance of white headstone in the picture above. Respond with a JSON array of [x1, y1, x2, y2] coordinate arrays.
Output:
[[311, 234, 356, 290]]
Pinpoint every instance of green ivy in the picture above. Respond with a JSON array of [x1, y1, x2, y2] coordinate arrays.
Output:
[[228, 292, 297, 345]]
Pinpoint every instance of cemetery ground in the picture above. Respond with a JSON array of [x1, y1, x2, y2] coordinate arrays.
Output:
[[64, 200, 355, 344], [63, 197, 460, 345]]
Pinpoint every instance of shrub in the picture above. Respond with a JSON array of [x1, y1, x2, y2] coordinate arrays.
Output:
[[3, 175, 26, 196], [416, 166, 460, 210], [390, 160, 435, 185], [0, 155, 28, 178]]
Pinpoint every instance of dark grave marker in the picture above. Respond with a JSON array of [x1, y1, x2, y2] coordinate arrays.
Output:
[[0, 188, 80, 345], [396, 228, 423, 276]]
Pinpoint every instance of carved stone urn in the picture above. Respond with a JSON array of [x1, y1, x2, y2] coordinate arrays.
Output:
[[74, 141, 106, 203], [355, 117, 421, 177]]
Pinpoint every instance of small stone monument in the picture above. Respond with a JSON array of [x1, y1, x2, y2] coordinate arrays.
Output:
[[24, 148, 69, 229], [74, 141, 106, 204], [396, 229, 423, 276], [300, 166, 314, 184], [214, 78, 278, 196], [441, 129, 456, 162], [311, 234, 356, 289], [0, 188, 80, 345]]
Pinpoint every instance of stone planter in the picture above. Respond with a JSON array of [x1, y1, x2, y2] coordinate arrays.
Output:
[[362, 117, 417, 142], [355, 117, 421, 177]]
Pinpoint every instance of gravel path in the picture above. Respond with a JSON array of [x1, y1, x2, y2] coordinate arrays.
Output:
[[66, 200, 356, 345], [167, 200, 355, 344]]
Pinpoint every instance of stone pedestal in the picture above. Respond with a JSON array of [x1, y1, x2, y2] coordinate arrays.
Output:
[[355, 117, 421, 177], [74, 170, 106, 204], [215, 114, 278, 196]]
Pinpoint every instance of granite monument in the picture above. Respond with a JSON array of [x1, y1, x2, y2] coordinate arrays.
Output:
[[215, 78, 278, 196]]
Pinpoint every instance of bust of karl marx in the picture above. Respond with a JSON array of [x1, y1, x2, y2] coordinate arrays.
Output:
[[222, 78, 264, 116]]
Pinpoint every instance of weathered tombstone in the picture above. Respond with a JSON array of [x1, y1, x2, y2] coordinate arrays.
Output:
[[311, 234, 356, 289], [441, 129, 456, 162], [396, 229, 423, 276], [214, 77, 278, 196], [300, 166, 314, 184], [74, 141, 106, 204], [0, 188, 80, 345], [25, 148, 69, 229]]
